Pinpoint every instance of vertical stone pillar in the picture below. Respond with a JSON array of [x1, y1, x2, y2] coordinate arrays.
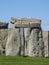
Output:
[[43, 31, 49, 57], [6, 28, 21, 56], [32, 28, 39, 56], [27, 28, 44, 57], [39, 30, 44, 57], [20, 28, 25, 56], [27, 29, 33, 56], [27, 28, 39, 57], [26, 28, 31, 56], [26, 28, 31, 38], [0, 22, 8, 55]]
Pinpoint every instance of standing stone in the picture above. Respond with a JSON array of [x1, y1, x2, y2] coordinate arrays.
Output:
[[0, 22, 8, 54], [25, 28, 31, 56], [0, 22, 8, 29], [6, 28, 21, 56], [32, 28, 39, 57], [0, 44, 3, 54], [38, 30, 44, 57], [43, 31, 49, 57], [27, 28, 39, 57], [20, 28, 25, 56], [27, 30, 33, 56]]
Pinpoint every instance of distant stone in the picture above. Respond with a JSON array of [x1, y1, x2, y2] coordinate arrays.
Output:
[[0, 22, 8, 29], [0, 22, 8, 54]]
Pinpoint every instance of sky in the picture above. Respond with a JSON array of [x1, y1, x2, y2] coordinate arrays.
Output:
[[0, 0, 49, 30]]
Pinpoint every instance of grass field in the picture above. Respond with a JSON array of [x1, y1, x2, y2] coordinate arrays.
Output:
[[0, 55, 49, 65]]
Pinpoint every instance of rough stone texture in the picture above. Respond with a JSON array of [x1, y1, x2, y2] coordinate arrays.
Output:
[[25, 28, 31, 56], [25, 28, 31, 39], [9, 17, 42, 57], [0, 29, 8, 54], [33, 29, 39, 57], [10, 17, 41, 28], [1, 18, 49, 58], [19, 28, 25, 56], [0, 29, 8, 44], [43, 31, 49, 57], [0, 43, 3, 54], [27, 28, 44, 57], [0, 22, 8, 54], [10, 17, 41, 24], [27, 28, 39, 56], [15, 22, 40, 28], [38, 30, 44, 57], [27, 31, 33, 56], [31, 28, 39, 57], [6, 28, 21, 56], [0, 22, 8, 28], [5, 27, 25, 56]]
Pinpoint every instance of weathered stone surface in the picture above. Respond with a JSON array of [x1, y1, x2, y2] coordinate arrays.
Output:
[[43, 31, 49, 57], [31, 29, 39, 57], [27, 28, 39, 56], [10, 17, 41, 24], [6, 28, 21, 56], [10, 17, 41, 28], [0, 23, 8, 54], [26, 28, 31, 42], [0, 44, 3, 54], [0, 22, 8, 28], [38, 30, 44, 57], [25, 28, 31, 56], [15, 22, 40, 28], [27, 31, 33, 56], [10, 17, 17, 24], [27, 28, 44, 57], [19, 28, 25, 55], [1, 18, 49, 58]]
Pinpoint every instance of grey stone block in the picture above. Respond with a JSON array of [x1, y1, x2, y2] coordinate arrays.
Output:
[[27, 28, 39, 56], [0, 22, 8, 54], [6, 28, 21, 56], [0, 22, 8, 28], [25, 28, 31, 56], [38, 30, 44, 57], [10, 17, 41, 24], [19, 28, 25, 56], [43, 31, 49, 57], [10, 17, 41, 28]]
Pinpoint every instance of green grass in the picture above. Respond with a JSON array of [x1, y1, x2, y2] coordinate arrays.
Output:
[[0, 55, 49, 65]]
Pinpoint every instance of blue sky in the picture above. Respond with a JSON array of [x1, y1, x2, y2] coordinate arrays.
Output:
[[0, 0, 49, 30]]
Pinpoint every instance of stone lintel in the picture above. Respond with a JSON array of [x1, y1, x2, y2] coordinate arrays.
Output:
[[10, 17, 41, 24], [0, 22, 8, 28], [15, 23, 40, 28]]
